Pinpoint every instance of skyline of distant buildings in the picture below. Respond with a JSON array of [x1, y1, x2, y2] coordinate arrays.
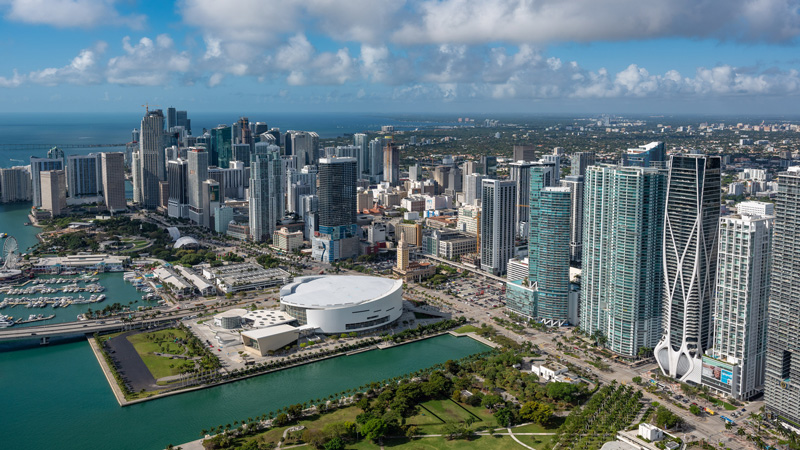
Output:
[[3, 107, 800, 427]]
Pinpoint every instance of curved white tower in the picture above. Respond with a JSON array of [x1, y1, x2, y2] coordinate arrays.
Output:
[[655, 154, 721, 382]]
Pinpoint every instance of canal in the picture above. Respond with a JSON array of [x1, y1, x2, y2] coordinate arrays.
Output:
[[0, 333, 489, 450]]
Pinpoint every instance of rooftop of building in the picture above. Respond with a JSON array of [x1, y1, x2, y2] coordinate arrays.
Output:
[[242, 309, 295, 328], [242, 323, 299, 339], [281, 275, 402, 309], [215, 308, 249, 319]]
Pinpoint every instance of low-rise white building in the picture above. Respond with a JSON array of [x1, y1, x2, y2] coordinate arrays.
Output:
[[638, 423, 664, 442], [531, 362, 569, 381]]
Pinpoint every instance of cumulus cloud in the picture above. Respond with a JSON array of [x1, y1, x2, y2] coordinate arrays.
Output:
[[28, 43, 107, 85], [106, 35, 191, 86], [0, 69, 24, 87], [393, 0, 800, 45], [2, 0, 145, 29], [271, 34, 356, 85]]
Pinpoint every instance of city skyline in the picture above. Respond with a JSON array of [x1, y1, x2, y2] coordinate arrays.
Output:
[[0, 1, 799, 114]]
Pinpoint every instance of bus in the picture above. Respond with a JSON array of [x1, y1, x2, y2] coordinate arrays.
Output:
[[721, 416, 736, 425]]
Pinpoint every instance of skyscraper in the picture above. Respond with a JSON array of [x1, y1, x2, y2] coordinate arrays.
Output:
[[509, 161, 534, 237], [0, 167, 31, 203], [139, 109, 165, 209], [655, 154, 721, 382], [187, 148, 209, 226], [211, 125, 232, 168], [706, 208, 772, 400], [354, 133, 369, 177], [369, 138, 384, 180], [479, 179, 516, 276], [571, 152, 595, 176], [532, 187, 572, 325], [581, 165, 667, 357], [765, 167, 800, 424], [66, 153, 102, 199], [289, 131, 320, 167], [409, 163, 421, 182], [481, 155, 497, 178], [167, 107, 177, 130], [513, 145, 536, 162], [384, 141, 400, 186], [313, 157, 358, 262], [463, 173, 485, 206], [623, 142, 665, 168], [101, 152, 126, 212], [561, 175, 585, 264], [30, 156, 63, 207], [238, 117, 253, 146], [167, 158, 188, 219], [40, 170, 66, 217], [249, 143, 283, 241]]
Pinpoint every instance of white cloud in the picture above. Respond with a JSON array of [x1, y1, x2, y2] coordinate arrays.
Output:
[[0, 69, 24, 87], [27, 42, 106, 85], [393, 0, 800, 45], [3, 0, 145, 29], [106, 35, 191, 86], [271, 34, 356, 85]]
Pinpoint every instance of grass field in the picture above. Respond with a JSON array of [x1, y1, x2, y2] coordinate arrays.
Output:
[[347, 435, 525, 449], [235, 406, 361, 448], [126, 328, 192, 379], [408, 399, 497, 434], [453, 325, 481, 334], [509, 417, 563, 434]]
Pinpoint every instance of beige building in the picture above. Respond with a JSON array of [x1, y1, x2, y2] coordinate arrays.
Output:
[[396, 232, 409, 270], [100, 152, 126, 211], [241, 324, 300, 356], [357, 190, 372, 212], [272, 227, 304, 253], [396, 222, 422, 247], [40, 169, 66, 217]]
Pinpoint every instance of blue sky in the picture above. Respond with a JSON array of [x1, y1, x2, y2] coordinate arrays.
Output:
[[1, 0, 800, 115]]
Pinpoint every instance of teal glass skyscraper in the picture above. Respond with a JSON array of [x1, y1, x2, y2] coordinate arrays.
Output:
[[534, 187, 572, 325], [580, 165, 667, 357]]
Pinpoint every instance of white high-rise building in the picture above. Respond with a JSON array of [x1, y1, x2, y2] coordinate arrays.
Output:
[[706, 211, 772, 400], [655, 154, 721, 383], [479, 179, 516, 276], [737, 201, 774, 217], [561, 175, 584, 264], [187, 148, 209, 226], [353, 133, 369, 177], [463, 173, 485, 206]]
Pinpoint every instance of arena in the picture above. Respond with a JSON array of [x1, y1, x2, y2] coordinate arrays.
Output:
[[280, 275, 403, 334]]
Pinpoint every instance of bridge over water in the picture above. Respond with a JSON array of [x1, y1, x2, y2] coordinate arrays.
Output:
[[0, 312, 193, 344], [0, 143, 128, 150]]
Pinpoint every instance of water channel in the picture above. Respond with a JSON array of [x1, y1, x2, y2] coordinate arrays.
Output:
[[0, 333, 489, 450]]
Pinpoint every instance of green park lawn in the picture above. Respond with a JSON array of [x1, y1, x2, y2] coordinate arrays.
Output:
[[408, 399, 496, 434], [126, 328, 193, 379], [453, 325, 481, 334], [348, 435, 526, 449], [509, 417, 563, 434], [234, 406, 361, 448]]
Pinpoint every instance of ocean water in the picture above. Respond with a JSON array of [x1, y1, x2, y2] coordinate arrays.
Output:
[[0, 112, 453, 168], [0, 334, 488, 450]]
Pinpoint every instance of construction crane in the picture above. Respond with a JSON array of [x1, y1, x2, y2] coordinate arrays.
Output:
[[141, 103, 160, 113]]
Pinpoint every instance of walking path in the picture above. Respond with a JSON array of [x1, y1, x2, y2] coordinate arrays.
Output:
[[507, 427, 536, 449]]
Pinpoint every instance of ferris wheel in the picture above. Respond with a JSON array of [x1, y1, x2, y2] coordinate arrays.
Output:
[[3, 236, 18, 270]]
